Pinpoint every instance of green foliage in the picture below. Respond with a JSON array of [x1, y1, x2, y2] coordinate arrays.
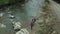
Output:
[[9, 0, 20, 4], [0, 0, 25, 6], [0, 0, 8, 6]]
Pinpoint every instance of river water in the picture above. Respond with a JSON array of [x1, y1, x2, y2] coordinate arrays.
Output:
[[0, 0, 45, 34]]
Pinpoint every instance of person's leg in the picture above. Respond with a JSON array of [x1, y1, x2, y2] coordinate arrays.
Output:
[[31, 25, 33, 30]]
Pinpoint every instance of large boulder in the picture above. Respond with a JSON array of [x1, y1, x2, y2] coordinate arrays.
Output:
[[12, 22, 22, 31]]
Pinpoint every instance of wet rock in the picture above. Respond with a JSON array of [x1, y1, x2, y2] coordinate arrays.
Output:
[[9, 15, 15, 19], [0, 12, 4, 17], [12, 22, 22, 30], [16, 28, 29, 34], [8, 13, 15, 19]]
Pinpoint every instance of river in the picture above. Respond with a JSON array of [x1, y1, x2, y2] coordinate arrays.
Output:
[[0, 0, 45, 34]]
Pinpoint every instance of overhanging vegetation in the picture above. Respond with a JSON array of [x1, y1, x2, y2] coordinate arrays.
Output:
[[0, 0, 25, 8]]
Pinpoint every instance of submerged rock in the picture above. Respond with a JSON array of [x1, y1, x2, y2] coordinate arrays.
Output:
[[0, 23, 6, 28]]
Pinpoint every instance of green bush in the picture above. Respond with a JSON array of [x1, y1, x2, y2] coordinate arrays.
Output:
[[0, 0, 8, 5], [0, 0, 25, 6]]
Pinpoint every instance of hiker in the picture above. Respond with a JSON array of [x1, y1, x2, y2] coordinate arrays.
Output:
[[29, 18, 36, 30], [32, 18, 36, 24], [29, 22, 33, 30]]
